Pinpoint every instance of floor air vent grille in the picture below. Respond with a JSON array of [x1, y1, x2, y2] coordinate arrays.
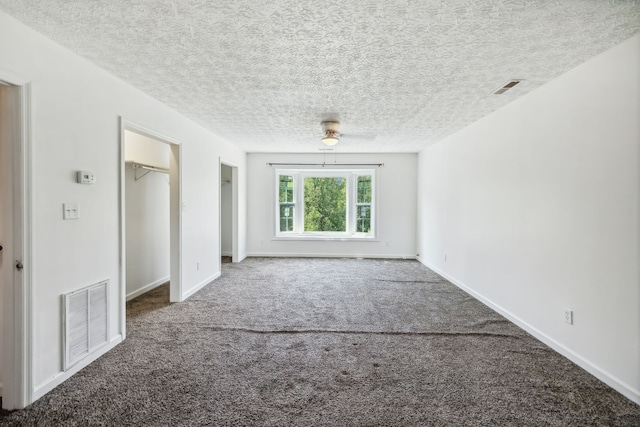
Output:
[[63, 280, 109, 370]]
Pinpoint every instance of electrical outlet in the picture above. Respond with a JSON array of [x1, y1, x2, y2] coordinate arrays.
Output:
[[197, 261, 200, 270], [564, 308, 573, 325]]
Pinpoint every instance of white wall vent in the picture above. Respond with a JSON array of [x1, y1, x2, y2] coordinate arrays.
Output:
[[63, 280, 109, 371]]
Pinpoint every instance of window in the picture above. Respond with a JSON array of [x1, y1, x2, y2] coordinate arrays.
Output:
[[356, 175, 372, 233], [275, 169, 375, 239], [278, 175, 295, 232], [304, 176, 347, 232]]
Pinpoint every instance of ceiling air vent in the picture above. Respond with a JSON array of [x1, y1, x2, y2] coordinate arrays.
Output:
[[493, 80, 522, 95]]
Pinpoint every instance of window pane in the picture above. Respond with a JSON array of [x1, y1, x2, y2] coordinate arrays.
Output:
[[303, 177, 346, 232], [279, 175, 294, 203], [357, 176, 372, 203], [279, 203, 294, 232], [357, 204, 371, 233]]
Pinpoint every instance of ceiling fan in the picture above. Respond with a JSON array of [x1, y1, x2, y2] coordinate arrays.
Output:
[[319, 119, 376, 148]]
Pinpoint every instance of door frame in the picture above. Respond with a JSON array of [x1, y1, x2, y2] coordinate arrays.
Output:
[[0, 66, 33, 410], [219, 158, 239, 263], [118, 119, 183, 338]]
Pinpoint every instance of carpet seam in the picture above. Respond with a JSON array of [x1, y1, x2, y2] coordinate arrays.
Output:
[[200, 326, 521, 339]]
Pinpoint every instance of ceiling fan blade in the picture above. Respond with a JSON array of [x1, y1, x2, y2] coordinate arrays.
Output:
[[340, 133, 376, 141]]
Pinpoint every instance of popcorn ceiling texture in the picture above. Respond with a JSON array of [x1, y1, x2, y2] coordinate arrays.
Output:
[[1, 0, 639, 152]]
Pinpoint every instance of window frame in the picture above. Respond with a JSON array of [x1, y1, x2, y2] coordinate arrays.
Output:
[[274, 168, 376, 240], [277, 174, 296, 232]]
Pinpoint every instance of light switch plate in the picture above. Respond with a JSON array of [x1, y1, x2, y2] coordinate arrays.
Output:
[[63, 203, 79, 220]]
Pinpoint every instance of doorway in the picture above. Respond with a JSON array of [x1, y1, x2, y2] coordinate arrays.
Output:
[[123, 130, 171, 301], [119, 120, 182, 339], [219, 159, 238, 264], [0, 75, 32, 410], [220, 164, 232, 263]]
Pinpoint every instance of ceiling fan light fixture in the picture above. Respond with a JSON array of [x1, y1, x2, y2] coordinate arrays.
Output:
[[320, 121, 340, 146], [322, 130, 340, 146]]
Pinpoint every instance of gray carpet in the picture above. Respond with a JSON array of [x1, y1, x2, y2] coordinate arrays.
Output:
[[1, 257, 639, 426]]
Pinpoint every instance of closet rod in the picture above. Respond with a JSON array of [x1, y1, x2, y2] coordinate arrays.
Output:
[[132, 162, 169, 174], [131, 162, 170, 181], [267, 162, 383, 167]]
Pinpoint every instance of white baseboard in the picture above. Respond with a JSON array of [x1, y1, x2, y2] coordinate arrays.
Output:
[[221, 251, 232, 257], [417, 257, 640, 405], [235, 253, 247, 263], [32, 334, 123, 402], [181, 272, 221, 301], [0, 381, 3, 397], [246, 252, 416, 260], [126, 276, 169, 301]]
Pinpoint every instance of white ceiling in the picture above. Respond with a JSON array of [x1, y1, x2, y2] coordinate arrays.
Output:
[[1, 1, 639, 153]]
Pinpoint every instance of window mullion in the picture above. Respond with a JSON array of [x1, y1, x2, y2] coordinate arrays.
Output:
[[348, 174, 355, 234], [295, 173, 303, 233], [371, 173, 375, 235], [275, 173, 279, 234]]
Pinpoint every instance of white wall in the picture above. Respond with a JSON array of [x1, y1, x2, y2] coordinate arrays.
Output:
[[124, 131, 170, 300], [220, 164, 232, 256], [247, 153, 417, 258], [124, 129, 171, 167], [0, 11, 247, 405], [417, 34, 640, 403]]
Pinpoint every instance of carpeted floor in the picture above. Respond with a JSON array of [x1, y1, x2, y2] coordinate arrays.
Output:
[[1, 257, 639, 426]]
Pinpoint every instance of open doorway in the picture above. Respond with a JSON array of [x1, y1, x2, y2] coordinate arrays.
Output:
[[123, 130, 171, 301], [0, 75, 32, 410], [220, 164, 232, 263], [219, 159, 239, 264], [119, 121, 182, 339]]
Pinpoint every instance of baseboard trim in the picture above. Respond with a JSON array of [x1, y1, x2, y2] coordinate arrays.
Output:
[[235, 253, 247, 263], [246, 252, 416, 260], [126, 276, 169, 301], [0, 381, 3, 397], [221, 251, 232, 257], [32, 334, 123, 402], [182, 272, 221, 301], [417, 257, 640, 405]]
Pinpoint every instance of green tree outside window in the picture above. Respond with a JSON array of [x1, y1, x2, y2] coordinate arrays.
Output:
[[303, 177, 347, 232]]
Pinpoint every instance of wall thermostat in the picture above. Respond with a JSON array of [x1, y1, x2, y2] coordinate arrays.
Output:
[[77, 171, 96, 185]]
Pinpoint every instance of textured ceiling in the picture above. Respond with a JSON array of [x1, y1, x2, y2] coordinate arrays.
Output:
[[1, 1, 639, 153]]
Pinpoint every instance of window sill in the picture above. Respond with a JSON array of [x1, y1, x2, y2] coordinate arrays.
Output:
[[273, 234, 378, 242]]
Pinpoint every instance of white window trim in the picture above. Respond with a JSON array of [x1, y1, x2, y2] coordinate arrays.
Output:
[[274, 168, 376, 240]]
